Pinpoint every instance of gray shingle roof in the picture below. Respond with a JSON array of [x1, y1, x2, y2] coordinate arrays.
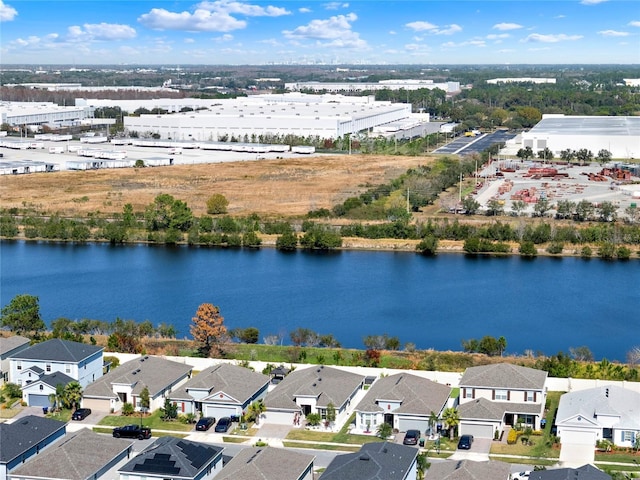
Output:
[[37, 371, 76, 388], [459, 363, 547, 390], [9, 339, 103, 363], [118, 436, 222, 479], [321, 442, 418, 480], [0, 335, 30, 357], [355, 373, 451, 416], [264, 365, 364, 411], [83, 355, 192, 399], [529, 464, 612, 480], [556, 385, 640, 430], [9, 428, 133, 480], [459, 398, 543, 421], [0, 415, 66, 463], [425, 459, 511, 480], [170, 363, 269, 403], [215, 447, 314, 480]]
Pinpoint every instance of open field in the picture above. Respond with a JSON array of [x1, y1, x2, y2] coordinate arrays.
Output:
[[0, 154, 432, 218]]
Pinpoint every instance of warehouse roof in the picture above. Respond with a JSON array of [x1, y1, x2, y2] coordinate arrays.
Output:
[[529, 115, 640, 137]]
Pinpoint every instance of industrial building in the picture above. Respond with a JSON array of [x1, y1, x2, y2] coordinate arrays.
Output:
[[122, 93, 417, 141], [519, 114, 640, 160], [0, 102, 91, 130], [486, 78, 556, 84], [285, 79, 461, 95]]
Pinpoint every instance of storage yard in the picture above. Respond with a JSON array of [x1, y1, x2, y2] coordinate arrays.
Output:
[[472, 160, 640, 215]]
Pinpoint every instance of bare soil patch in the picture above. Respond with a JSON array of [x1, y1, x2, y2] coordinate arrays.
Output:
[[1, 154, 433, 218]]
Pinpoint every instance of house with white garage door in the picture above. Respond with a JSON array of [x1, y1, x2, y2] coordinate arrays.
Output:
[[9, 339, 103, 389], [353, 373, 451, 434], [556, 385, 640, 449], [264, 365, 364, 426], [82, 355, 192, 413], [168, 363, 270, 419], [457, 363, 547, 439]]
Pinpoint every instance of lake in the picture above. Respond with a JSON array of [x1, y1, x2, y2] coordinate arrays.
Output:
[[1, 240, 638, 361]]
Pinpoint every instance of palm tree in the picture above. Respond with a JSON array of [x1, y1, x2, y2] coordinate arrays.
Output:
[[248, 400, 266, 425], [428, 411, 439, 438], [62, 382, 83, 411], [442, 407, 460, 440]]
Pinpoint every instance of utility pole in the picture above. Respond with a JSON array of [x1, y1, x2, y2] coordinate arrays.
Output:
[[406, 188, 410, 213]]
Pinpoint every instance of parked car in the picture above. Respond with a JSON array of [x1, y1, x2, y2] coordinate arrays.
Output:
[[195, 417, 216, 431], [403, 429, 421, 446], [512, 472, 531, 480], [112, 425, 152, 440], [71, 408, 92, 421], [457, 434, 474, 450], [214, 417, 232, 433]]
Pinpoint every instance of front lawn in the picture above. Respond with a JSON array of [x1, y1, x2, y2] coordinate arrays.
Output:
[[595, 451, 640, 464], [97, 411, 194, 432], [283, 441, 361, 452]]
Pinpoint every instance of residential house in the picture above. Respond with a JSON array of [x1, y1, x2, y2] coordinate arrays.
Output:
[[458, 363, 547, 438], [82, 355, 192, 413], [529, 464, 612, 480], [555, 385, 640, 449], [354, 373, 451, 434], [0, 415, 66, 480], [118, 436, 223, 480], [263, 365, 364, 426], [20, 371, 76, 407], [0, 335, 30, 384], [169, 363, 269, 419], [424, 459, 511, 480], [215, 447, 314, 480], [9, 339, 103, 388], [7, 428, 133, 480], [321, 442, 418, 480]]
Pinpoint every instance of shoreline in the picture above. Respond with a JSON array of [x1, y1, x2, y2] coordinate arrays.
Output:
[[1, 235, 637, 259]]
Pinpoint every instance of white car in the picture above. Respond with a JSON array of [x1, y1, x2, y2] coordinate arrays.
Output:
[[511, 472, 531, 480]]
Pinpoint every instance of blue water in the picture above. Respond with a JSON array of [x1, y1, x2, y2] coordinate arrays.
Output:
[[1, 241, 638, 361]]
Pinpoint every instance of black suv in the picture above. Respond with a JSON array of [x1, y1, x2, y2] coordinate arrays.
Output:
[[71, 408, 92, 421], [214, 417, 232, 433], [112, 424, 152, 440], [403, 429, 421, 445]]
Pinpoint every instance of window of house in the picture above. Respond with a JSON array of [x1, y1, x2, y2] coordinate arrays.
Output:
[[623, 431, 634, 442], [46, 364, 51, 372], [39, 384, 43, 391], [17, 361, 22, 370], [495, 390, 508, 400], [464, 388, 473, 398], [526, 391, 535, 402], [65, 365, 71, 373]]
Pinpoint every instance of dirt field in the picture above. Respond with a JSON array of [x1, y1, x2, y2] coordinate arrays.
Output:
[[1, 154, 433, 218]]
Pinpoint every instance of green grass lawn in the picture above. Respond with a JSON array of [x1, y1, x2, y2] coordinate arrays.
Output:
[[286, 413, 384, 446], [595, 451, 640, 464], [45, 408, 72, 422], [283, 441, 361, 452], [97, 411, 194, 432]]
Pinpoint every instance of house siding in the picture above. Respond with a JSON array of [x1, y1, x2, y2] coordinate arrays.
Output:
[[5, 427, 66, 472]]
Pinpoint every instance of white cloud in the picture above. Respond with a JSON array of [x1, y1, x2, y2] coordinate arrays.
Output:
[[493, 22, 523, 31], [0, 0, 17, 21], [406, 21, 461, 35], [69, 23, 137, 41], [214, 33, 234, 42], [196, 0, 290, 17], [441, 39, 486, 48], [580, 0, 607, 4], [283, 12, 367, 48], [406, 21, 438, 32], [598, 30, 629, 37], [184, 38, 195, 43], [487, 33, 510, 40], [299, 7, 311, 13], [324, 2, 348, 9], [554, 15, 566, 19], [523, 33, 583, 43], [628, 21, 640, 27], [497, 48, 516, 53], [389, 30, 396, 35], [139, 8, 246, 32]]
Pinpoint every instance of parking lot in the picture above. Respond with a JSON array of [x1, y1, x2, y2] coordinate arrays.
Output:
[[433, 130, 516, 156]]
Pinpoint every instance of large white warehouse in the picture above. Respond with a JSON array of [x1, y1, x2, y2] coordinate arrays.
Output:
[[285, 79, 460, 95], [123, 93, 415, 141], [520, 114, 640, 160]]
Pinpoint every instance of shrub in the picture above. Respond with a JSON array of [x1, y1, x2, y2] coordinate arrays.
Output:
[[507, 428, 520, 445], [581, 246, 592, 258], [306, 413, 321, 426], [546, 242, 564, 255], [121, 403, 134, 415]]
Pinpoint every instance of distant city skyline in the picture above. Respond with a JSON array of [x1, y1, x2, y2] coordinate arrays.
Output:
[[1, 0, 639, 65]]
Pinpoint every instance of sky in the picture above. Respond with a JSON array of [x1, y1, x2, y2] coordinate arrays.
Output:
[[0, 0, 639, 65]]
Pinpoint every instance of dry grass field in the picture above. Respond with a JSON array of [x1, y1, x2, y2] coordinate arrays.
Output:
[[1, 154, 433, 218]]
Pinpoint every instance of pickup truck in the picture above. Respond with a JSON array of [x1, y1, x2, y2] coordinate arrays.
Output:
[[112, 424, 152, 440]]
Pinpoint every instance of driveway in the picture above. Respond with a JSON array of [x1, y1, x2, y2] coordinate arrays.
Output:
[[559, 443, 595, 467], [448, 437, 492, 461]]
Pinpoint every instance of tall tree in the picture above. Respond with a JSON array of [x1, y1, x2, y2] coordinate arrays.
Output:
[[62, 382, 83, 410], [139, 386, 150, 412], [1, 294, 46, 336], [442, 407, 460, 440], [190, 303, 227, 357]]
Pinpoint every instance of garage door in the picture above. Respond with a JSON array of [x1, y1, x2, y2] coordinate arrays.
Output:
[[29, 394, 51, 407], [460, 423, 494, 439], [204, 405, 238, 420], [560, 430, 596, 445], [398, 417, 429, 433], [560, 430, 596, 466], [82, 397, 111, 412], [263, 411, 295, 425]]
